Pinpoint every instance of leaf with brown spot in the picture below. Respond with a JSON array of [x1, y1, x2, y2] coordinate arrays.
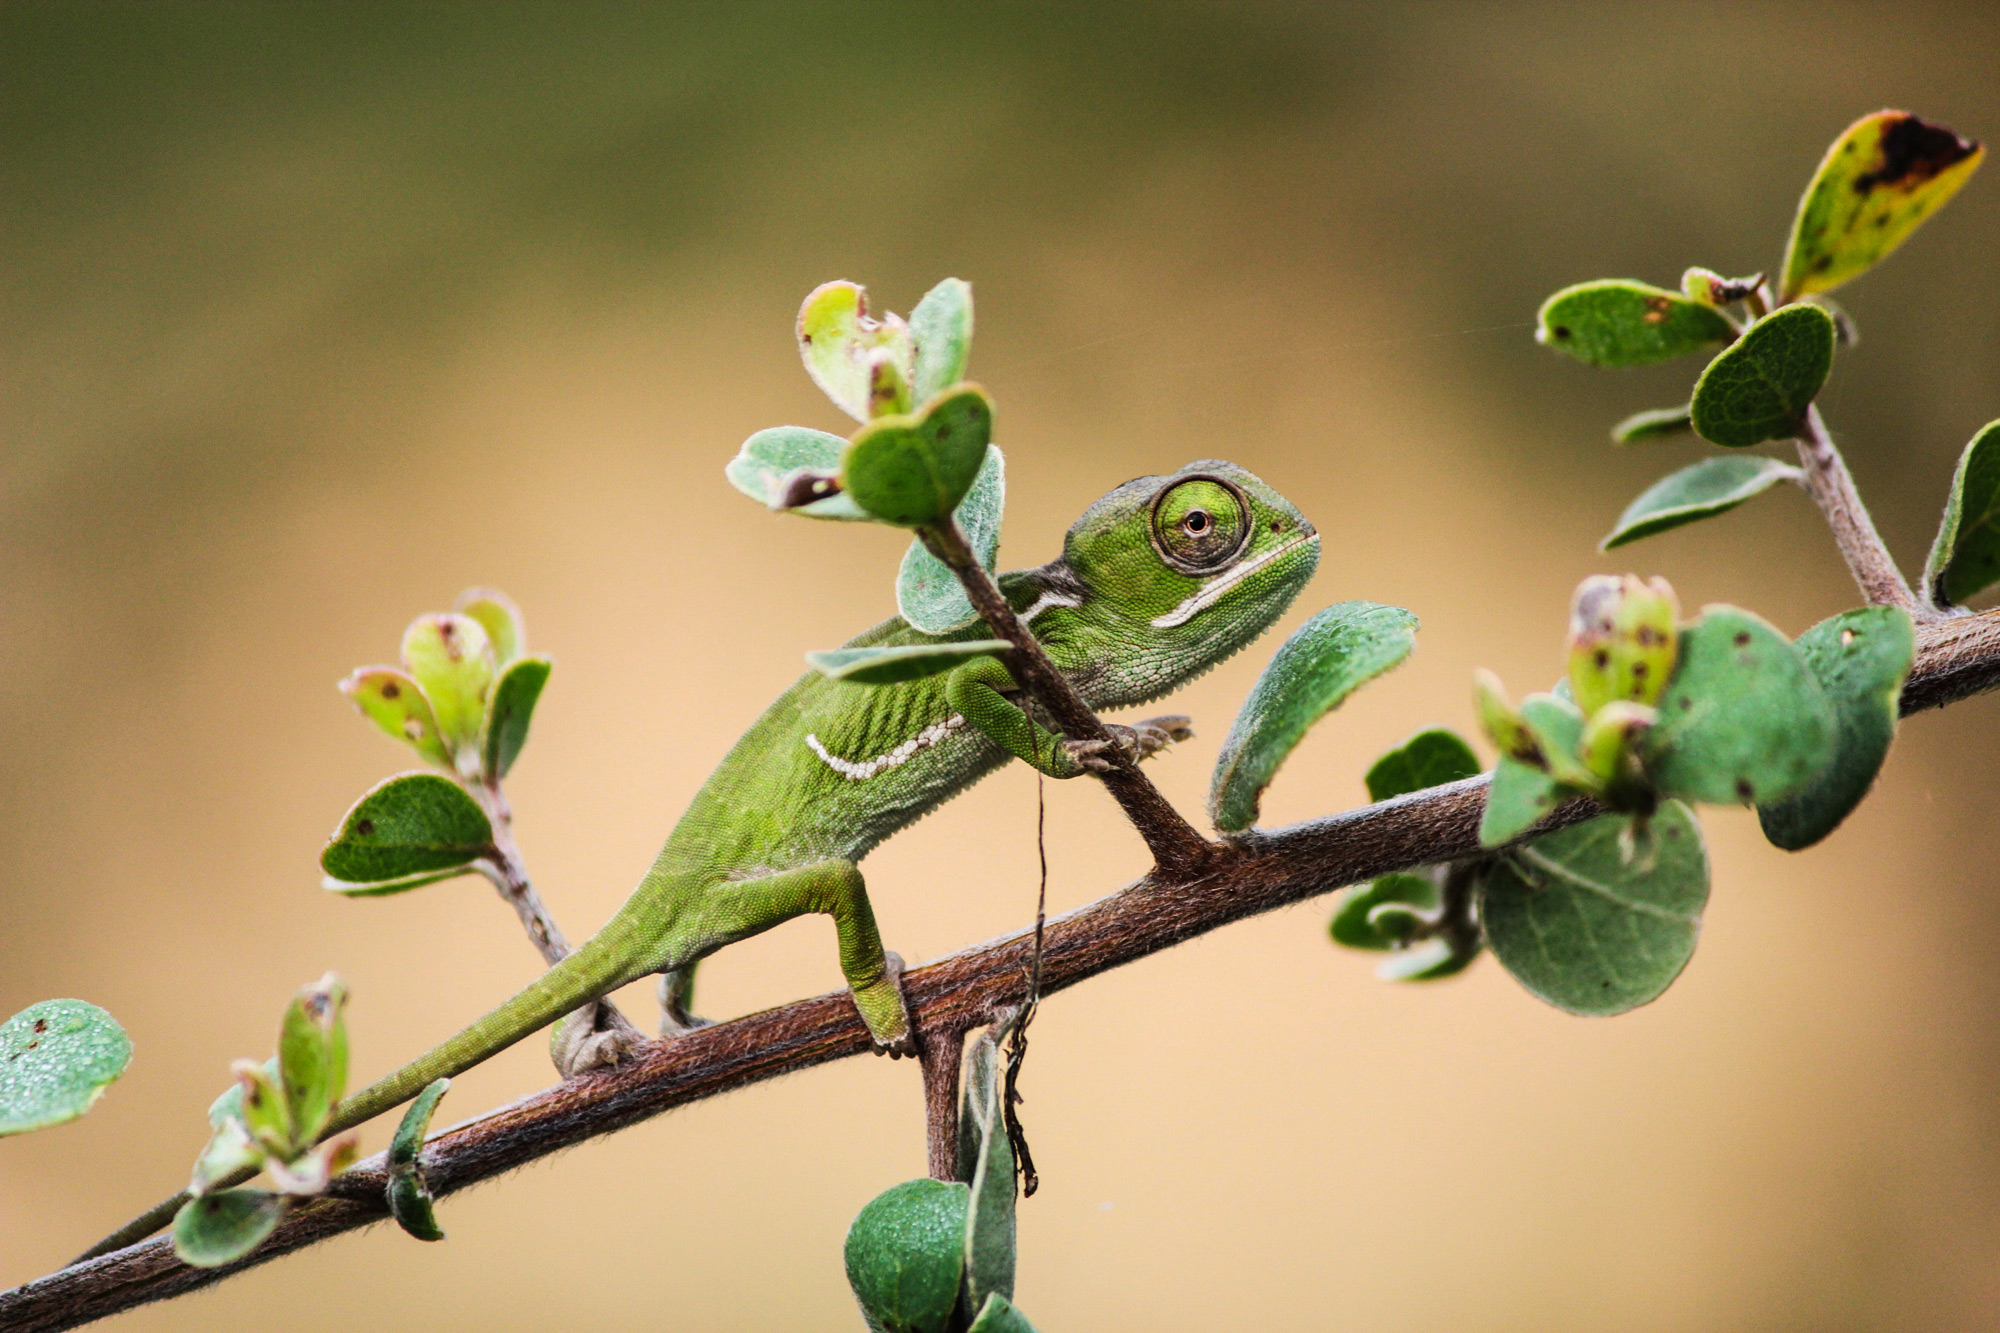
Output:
[[1779, 111, 1984, 300]]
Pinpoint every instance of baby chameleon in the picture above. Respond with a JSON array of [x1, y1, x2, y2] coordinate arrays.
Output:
[[323, 459, 1320, 1132]]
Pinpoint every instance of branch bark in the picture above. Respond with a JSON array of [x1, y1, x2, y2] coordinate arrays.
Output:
[[7, 611, 1995, 1333], [1794, 405, 1921, 614]]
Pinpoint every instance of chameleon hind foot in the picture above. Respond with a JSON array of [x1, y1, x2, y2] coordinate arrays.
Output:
[[1062, 714, 1195, 772], [656, 968, 714, 1038], [551, 1000, 649, 1078], [853, 951, 917, 1059]]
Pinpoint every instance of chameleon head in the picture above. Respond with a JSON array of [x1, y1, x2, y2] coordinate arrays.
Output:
[[1049, 460, 1320, 708]]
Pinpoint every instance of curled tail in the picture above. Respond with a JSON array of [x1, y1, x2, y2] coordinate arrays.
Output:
[[326, 912, 649, 1137]]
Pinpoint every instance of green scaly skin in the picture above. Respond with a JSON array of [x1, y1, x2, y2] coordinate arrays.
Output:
[[320, 460, 1320, 1135]]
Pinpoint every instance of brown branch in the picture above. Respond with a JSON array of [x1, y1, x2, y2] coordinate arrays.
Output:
[[919, 1025, 967, 1182], [9, 609, 1996, 1331], [1794, 405, 1922, 615], [920, 520, 1215, 876]]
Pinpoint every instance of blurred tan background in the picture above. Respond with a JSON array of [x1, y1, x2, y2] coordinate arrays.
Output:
[[4, 3, 1999, 1329]]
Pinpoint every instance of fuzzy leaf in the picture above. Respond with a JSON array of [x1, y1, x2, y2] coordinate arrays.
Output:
[[1365, 728, 1480, 803], [725, 426, 870, 520], [483, 656, 551, 780], [1210, 602, 1419, 833], [1611, 405, 1694, 445], [1923, 420, 2000, 607], [339, 667, 452, 769], [320, 772, 494, 884], [1642, 607, 1835, 807], [190, 1118, 261, 1193], [1331, 872, 1438, 951], [1689, 304, 1836, 447], [1780, 111, 1984, 300], [968, 1294, 1039, 1333], [898, 445, 1005, 633], [910, 278, 974, 402], [173, 1189, 288, 1268], [1758, 606, 1914, 850], [807, 640, 1011, 686], [842, 385, 995, 528], [400, 614, 496, 755], [453, 588, 524, 666], [798, 281, 915, 422], [845, 1178, 971, 1333], [0, 1000, 131, 1136], [1536, 280, 1736, 367], [959, 1031, 1016, 1316], [1481, 803, 1708, 1015], [1603, 456, 1799, 549]]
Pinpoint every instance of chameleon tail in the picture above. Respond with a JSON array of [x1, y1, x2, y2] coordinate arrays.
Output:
[[325, 911, 651, 1137]]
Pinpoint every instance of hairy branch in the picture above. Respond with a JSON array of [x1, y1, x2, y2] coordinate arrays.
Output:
[[7, 611, 1995, 1332], [1794, 405, 1922, 614]]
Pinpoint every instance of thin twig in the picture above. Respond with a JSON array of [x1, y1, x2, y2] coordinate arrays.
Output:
[[919, 519, 1215, 875], [10, 614, 1998, 1331], [1793, 405, 1920, 614]]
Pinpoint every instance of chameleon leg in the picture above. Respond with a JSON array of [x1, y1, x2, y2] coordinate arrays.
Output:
[[661, 859, 915, 1055], [655, 964, 709, 1036], [948, 657, 1195, 775]]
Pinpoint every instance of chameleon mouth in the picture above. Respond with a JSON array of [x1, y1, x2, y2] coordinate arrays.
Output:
[[1149, 530, 1321, 629]]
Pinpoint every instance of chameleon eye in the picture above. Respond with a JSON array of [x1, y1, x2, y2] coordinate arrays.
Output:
[[1151, 477, 1250, 574]]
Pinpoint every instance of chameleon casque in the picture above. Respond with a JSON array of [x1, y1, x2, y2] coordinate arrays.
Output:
[[324, 458, 1319, 1133]]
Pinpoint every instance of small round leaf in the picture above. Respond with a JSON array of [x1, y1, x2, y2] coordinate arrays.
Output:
[[1481, 803, 1709, 1016], [483, 655, 551, 780], [320, 772, 494, 884], [1364, 728, 1480, 803], [799, 281, 915, 423], [841, 385, 995, 528], [909, 278, 974, 402], [400, 614, 497, 755], [1536, 280, 1736, 367], [0, 1000, 131, 1136], [1922, 419, 2000, 607], [844, 1178, 971, 1333], [339, 667, 452, 768], [1331, 873, 1438, 951], [1689, 304, 1836, 447], [725, 425, 871, 520], [172, 1189, 288, 1268], [454, 588, 524, 666]]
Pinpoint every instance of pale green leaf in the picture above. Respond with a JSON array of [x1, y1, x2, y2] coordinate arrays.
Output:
[[339, 667, 452, 769], [898, 445, 1004, 633], [1602, 456, 1799, 549], [798, 281, 914, 422], [725, 425, 870, 520], [0, 1000, 131, 1136], [173, 1189, 288, 1268], [454, 588, 524, 666], [910, 278, 974, 402], [400, 614, 496, 755]]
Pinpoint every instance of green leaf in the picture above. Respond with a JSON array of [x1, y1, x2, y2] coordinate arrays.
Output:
[[1481, 803, 1708, 1015], [0, 1000, 132, 1136], [1376, 935, 1478, 982], [1923, 420, 2000, 607], [1565, 575, 1680, 715], [1758, 606, 1914, 850], [454, 588, 524, 666], [1602, 456, 1800, 549], [798, 281, 916, 423], [387, 1077, 451, 1242], [1779, 111, 1984, 301], [898, 446, 1005, 633], [959, 1031, 1016, 1316], [277, 974, 348, 1144], [1477, 693, 1587, 849], [725, 425, 870, 520], [482, 655, 551, 780], [1688, 303, 1836, 447], [845, 1178, 971, 1333], [842, 385, 995, 528], [1364, 728, 1480, 802], [1210, 602, 1420, 834], [320, 772, 494, 884], [172, 1189, 289, 1268], [1611, 405, 1693, 445], [339, 667, 452, 769], [190, 1118, 261, 1193], [1641, 607, 1835, 807], [807, 640, 1011, 686], [1331, 872, 1438, 951], [400, 614, 497, 756], [322, 865, 479, 897], [909, 278, 974, 402], [968, 1293, 1040, 1333], [1536, 280, 1736, 367], [231, 1058, 291, 1150]]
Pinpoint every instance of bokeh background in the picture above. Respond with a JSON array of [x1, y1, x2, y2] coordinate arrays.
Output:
[[5, 3, 1999, 1329]]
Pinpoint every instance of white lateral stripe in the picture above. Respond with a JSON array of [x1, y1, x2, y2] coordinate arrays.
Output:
[[1020, 589, 1083, 622], [1150, 532, 1321, 628], [806, 714, 967, 780]]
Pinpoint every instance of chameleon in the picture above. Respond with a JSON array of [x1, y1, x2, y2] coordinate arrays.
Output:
[[314, 458, 1320, 1133]]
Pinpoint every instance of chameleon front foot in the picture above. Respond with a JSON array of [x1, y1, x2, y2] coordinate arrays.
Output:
[[551, 1001, 649, 1078], [852, 951, 917, 1058], [1062, 714, 1195, 772]]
